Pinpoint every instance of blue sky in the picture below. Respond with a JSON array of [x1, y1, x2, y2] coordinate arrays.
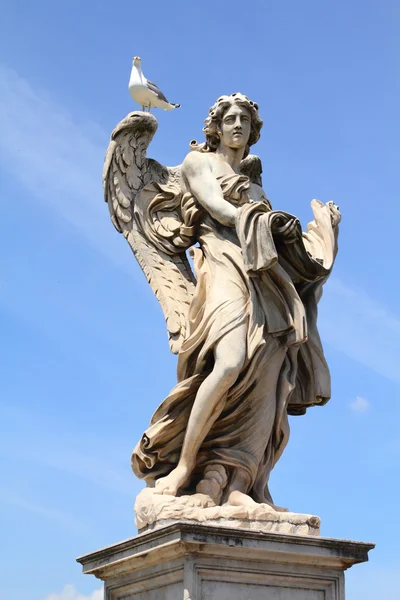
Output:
[[0, 1, 399, 598]]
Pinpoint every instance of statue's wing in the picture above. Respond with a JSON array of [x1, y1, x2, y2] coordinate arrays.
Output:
[[240, 154, 272, 209], [103, 112, 196, 353], [240, 154, 263, 186]]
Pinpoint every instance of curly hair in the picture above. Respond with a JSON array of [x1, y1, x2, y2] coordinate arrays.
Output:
[[200, 93, 263, 158]]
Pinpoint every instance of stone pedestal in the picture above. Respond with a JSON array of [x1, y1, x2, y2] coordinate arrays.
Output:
[[77, 523, 374, 599]]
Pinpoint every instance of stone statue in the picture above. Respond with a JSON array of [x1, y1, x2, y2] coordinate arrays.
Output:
[[103, 93, 340, 531]]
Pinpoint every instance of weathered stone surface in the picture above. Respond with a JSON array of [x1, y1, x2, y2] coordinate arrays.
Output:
[[77, 523, 374, 599], [134, 487, 320, 536]]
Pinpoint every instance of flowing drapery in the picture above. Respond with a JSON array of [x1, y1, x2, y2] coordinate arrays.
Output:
[[131, 175, 337, 503]]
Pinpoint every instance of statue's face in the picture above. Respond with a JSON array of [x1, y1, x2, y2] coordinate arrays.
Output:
[[219, 104, 251, 150]]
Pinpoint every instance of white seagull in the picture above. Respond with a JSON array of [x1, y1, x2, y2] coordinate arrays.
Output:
[[128, 56, 181, 112]]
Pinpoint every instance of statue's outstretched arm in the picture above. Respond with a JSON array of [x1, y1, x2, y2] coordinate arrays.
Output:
[[182, 153, 236, 227]]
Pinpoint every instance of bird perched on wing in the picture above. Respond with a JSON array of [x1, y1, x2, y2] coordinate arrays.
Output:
[[128, 56, 181, 112]]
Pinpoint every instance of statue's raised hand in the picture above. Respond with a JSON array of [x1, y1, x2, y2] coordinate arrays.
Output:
[[270, 213, 301, 243]]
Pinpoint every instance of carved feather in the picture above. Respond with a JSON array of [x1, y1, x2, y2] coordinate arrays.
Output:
[[125, 223, 194, 352], [103, 111, 196, 353]]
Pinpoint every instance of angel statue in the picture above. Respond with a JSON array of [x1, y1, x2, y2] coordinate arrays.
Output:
[[103, 93, 340, 516]]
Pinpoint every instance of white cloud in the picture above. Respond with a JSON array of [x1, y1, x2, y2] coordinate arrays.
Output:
[[350, 396, 370, 413], [41, 585, 103, 600]]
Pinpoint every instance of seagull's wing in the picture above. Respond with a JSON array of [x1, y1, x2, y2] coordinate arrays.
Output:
[[146, 79, 170, 104], [103, 111, 196, 353]]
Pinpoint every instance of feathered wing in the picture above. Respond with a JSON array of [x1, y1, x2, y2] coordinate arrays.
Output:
[[240, 154, 263, 187], [103, 112, 196, 353]]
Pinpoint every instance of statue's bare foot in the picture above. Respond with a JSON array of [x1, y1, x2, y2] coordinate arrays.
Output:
[[153, 465, 190, 496], [225, 490, 276, 509]]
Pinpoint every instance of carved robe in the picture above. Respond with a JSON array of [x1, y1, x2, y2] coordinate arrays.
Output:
[[131, 174, 337, 503]]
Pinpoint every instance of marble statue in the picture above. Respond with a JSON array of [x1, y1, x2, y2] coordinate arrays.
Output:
[[103, 93, 340, 528]]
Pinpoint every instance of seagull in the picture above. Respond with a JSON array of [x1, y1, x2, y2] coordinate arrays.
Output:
[[128, 56, 181, 112]]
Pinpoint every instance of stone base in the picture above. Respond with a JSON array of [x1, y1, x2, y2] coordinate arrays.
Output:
[[77, 523, 374, 600], [134, 487, 321, 536]]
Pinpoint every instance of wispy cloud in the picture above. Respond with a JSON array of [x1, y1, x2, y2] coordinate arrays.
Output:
[[350, 396, 370, 413], [1, 64, 399, 387], [320, 277, 400, 384], [0, 64, 130, 273], [41, 585, 102, 600], [0, 491, 84, 532], [0, 403, 138, 497], [0, 64, 156, 380]]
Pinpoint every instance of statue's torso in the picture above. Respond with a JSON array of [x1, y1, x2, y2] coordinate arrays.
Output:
[[182, 151, 270, 247]]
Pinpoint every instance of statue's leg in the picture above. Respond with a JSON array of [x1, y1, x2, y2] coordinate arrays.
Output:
[[154, 324, 247, 496], [224, 346, 287, 509]]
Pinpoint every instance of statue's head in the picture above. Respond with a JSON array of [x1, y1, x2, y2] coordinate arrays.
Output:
[[203, 93, 263, 158]]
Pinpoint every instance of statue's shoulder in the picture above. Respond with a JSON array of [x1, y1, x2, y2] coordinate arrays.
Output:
[[182, 150, 213, 176]]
